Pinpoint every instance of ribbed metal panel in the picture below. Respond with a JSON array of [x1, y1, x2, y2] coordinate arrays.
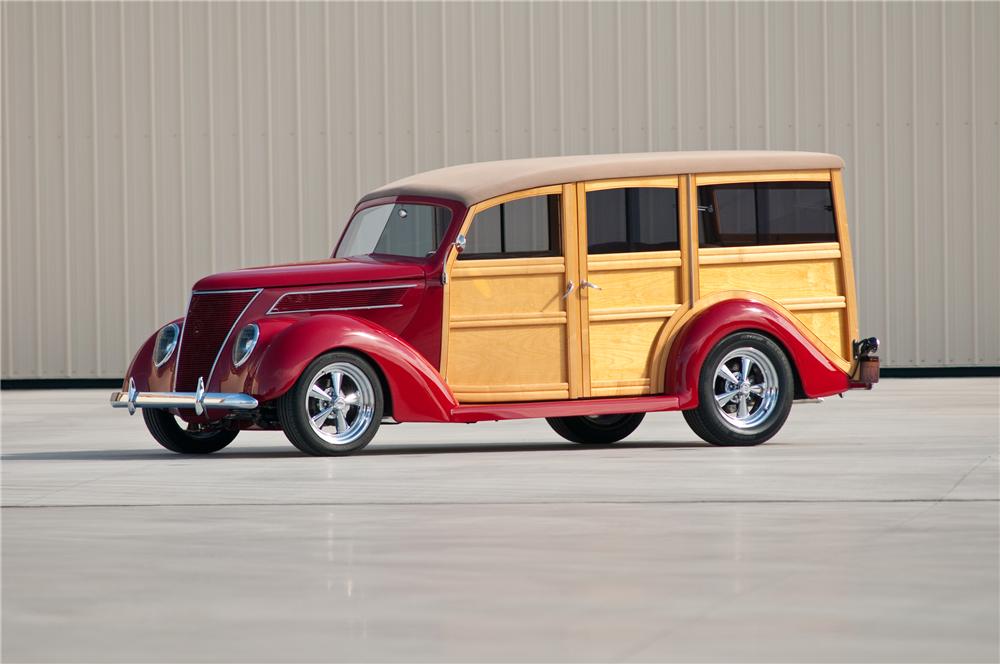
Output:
[[2, 1, 998, 377]]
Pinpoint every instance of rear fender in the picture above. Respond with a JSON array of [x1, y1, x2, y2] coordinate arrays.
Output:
[[664, 296, 850, 408], [248, 314, 457, 422]]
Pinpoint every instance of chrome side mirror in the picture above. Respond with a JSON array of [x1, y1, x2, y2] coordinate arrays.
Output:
[[453, 233, 467, 254]]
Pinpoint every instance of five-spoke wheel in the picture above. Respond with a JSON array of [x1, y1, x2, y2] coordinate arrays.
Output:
[[278, 351, 384, 455], [683, 332, 793, 446]]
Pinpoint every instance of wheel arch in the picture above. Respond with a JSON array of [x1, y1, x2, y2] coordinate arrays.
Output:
[[657, 292, 851, 409], [248, 314, 458, 422]]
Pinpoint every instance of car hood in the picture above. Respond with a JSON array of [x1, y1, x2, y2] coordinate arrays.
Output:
[[192, 256, 426, 291]]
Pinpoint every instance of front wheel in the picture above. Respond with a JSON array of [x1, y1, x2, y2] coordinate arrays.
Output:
[[546, 413, 645, 444], [682, 332, 793, 446], [278, 351, 384, 456], [142, 409, 238, 454]]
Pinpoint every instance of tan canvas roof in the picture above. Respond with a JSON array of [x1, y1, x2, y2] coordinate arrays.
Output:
[[360, 150, 844, 207]]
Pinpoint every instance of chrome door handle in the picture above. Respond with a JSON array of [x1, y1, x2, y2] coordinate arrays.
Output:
[[581, 280, 602, 291], [562, 281, 576, 299]]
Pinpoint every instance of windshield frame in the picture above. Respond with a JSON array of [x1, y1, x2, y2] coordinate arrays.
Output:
[[334, 195, 467, 265]]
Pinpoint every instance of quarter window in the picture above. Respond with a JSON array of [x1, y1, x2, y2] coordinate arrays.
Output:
[[698, 182, 838, 247], [586, 187, 679, 254], [459, 194, 561, 259]]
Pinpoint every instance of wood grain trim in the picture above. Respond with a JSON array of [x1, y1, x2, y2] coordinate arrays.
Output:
[[452, 262, 566, 278], [681, 174, 699, 302], [587, 251, 682, 271], [589, 305, 683, 322], [781, 296, 847, 311], [831, 169, 860, 367], [453, 388, 570, 403], [698, 244, 842, 265], [583, 175, 680, 192], [694, 169, 832, 186], [575, 182, 592, 397], [591, 386, 653, 397], [591, 378, 652, 388], [562, 183, 583, 399], [450, 312, 568, 328]]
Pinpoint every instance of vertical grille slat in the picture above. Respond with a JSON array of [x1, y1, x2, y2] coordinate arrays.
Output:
[[174, 291, 257, 391]]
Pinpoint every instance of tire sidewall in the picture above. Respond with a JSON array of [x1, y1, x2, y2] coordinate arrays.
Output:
[[696, 332, 793, 445], [281, 351, 384, 455]]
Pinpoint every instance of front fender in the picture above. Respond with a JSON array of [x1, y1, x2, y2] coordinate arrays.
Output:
[[665, 298, 850, 409], [122, 318, 185, 392], [247, 314, 458, 422]]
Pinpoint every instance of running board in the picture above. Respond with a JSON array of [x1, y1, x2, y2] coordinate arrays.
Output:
[[450, 395, 681, 424]]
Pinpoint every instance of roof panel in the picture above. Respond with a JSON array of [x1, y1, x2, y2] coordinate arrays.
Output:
[[360, 150, 845, 206]]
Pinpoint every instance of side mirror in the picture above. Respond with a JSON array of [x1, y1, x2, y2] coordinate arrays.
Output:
[[453, 233, 466, 254]]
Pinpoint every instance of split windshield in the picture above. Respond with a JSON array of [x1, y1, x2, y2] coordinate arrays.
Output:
[[335, 203, 452, 260]]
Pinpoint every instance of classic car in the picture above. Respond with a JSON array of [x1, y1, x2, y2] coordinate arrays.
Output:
[[112, 151, 880, 455]]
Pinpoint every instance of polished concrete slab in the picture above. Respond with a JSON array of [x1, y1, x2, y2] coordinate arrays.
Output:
[[2, 378, 998, 662]]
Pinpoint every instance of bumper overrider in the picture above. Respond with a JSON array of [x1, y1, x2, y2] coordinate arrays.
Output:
[[110, 377, 258, 416]]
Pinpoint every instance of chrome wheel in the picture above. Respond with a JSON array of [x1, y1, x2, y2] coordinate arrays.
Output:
[[304, 361, 376, 445], [713, 347, 780, 429]]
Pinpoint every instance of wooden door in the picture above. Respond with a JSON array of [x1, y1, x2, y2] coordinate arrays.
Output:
[[442, 185, 584, 403], [576, 177, 688, 397]]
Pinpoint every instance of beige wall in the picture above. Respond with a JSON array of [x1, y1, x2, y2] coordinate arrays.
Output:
[[2, 1, 998, 379]]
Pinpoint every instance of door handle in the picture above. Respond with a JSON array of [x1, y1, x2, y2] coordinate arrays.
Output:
[[562, 281, 576, 299], [581, 280, 602, 291]]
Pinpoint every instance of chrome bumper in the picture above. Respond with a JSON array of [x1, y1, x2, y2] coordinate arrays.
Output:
[[110, 377, 258, 416]]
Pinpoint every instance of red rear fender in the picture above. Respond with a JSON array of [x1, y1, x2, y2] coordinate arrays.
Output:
[[248, 314, 457, 422], [665, 298, 850, 408]]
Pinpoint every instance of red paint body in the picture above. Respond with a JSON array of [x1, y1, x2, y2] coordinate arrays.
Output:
[[122, 195, 862, 428]]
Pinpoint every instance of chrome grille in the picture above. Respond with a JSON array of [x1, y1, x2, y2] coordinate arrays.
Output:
[[174, 290, 258, 391]]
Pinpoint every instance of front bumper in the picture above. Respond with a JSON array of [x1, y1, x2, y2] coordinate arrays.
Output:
[[110, 377, 258, 416]]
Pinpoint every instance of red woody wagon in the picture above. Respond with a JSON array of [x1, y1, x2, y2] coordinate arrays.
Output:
[[112, 151, 879, 455]]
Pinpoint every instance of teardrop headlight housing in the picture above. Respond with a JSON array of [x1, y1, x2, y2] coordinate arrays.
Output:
[[232, 323, 260, 368], [153, 323, 180, 368]]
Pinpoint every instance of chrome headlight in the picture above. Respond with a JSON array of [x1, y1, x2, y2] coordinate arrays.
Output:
[[153, 323, 180, 368], [232, 323, 259, 368]]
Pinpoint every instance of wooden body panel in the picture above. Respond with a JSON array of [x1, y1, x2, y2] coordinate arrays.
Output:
[[441, 167, 859, 404]]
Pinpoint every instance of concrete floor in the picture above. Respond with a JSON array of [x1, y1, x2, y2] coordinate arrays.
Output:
[[1, 378, 997, 663]]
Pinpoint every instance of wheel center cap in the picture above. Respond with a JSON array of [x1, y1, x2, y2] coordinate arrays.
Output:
[[739, 381, 751, 396], [333, 397, 347, 411]]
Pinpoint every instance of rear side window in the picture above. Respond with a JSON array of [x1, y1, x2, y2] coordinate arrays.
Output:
[[586, 187, 679, 254], [459, 194, 562, 259], [698, 182, 837, 247]]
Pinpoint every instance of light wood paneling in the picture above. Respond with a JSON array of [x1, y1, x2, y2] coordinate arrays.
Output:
[[694, 169, 832, 186], [700, 258, 843, 302], [447, 323, 569, 402], [588, 319, 668, 392], [793, 309, 846, 361]]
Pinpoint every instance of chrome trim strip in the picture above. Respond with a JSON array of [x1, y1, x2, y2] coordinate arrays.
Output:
[[269, 303, 404, 316], [110, 388, 258, 412], [266, 283, 419, 315], [205, 289, 263, 385]]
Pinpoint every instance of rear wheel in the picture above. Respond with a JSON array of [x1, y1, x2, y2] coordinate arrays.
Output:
[[546, 413, 645, 444], [278, 351, 383, 456], [142, 409, 238, 454], [682, 332, 793, 446]]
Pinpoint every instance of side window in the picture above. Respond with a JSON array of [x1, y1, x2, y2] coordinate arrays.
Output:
[[586, 187, 679, 254], [459, 194, 561, 259], [698, 182, 838, 247]]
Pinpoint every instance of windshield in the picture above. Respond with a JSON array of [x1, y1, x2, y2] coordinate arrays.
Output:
[[336, 203, 452, 260]]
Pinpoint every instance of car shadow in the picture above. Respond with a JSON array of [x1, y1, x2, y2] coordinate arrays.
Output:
[[1, 440, 707, 461]]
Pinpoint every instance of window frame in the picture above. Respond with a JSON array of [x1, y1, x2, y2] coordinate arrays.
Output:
[[456, 187, 565, 261], [583, 185, 682, 255]]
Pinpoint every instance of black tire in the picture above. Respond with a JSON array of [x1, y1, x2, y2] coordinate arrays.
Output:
[[278, 351, 384, 456], [546, 413, 645, 444], [682, 331, 794, 446], [142, 409, 238, 454]]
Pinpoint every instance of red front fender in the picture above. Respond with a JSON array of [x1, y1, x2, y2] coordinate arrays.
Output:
[[665, 299, 850, 409], [247, 314, 458, 422]]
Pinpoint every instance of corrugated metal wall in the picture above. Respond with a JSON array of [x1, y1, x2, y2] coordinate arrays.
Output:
[[2, 1, 998, 378]]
